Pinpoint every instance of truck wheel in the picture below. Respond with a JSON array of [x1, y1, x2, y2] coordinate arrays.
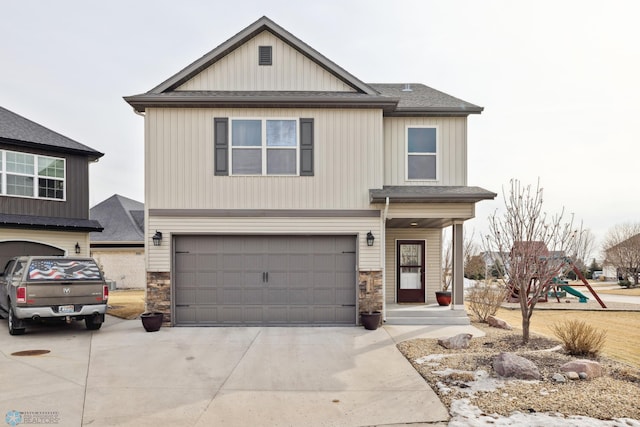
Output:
[[85, 316, 102, 330], [8, 306, 26, 336]]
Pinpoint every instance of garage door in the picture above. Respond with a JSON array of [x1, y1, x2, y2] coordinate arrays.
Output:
[[174, 235, 356, 325], [0, 241, 65, 271]]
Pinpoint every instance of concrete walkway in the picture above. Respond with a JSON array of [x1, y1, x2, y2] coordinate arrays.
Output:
[[0, 317, 483, 427]]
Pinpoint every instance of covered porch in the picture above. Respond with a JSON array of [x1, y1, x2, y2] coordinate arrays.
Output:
[[370, 186, 496, 325]]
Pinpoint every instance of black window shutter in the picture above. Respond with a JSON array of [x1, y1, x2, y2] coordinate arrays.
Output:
[[299, 118, 314, 176], [214, 118, 229, 176]]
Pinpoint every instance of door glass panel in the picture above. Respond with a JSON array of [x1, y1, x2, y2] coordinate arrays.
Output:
[[399, 244, 422, 290]]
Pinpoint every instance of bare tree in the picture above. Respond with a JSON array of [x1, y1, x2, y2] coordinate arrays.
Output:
[[603, 223, 640, 285], [483, 179, 583, 344]]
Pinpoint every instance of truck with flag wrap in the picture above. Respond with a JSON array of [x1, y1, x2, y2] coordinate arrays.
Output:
[[0, 256, 108, 335]]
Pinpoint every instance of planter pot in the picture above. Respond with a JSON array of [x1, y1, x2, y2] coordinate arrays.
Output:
[[360, 312, 382, 330], [435, 291, 452, 306], [141, 312, 164, 332]]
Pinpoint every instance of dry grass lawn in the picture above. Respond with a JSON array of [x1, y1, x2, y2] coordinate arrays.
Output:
[[107, 289, 145, 320], [596, 287, 640, 296], [494, 307, 640, 369]]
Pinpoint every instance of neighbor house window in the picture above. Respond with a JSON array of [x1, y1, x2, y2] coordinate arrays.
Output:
[[0, 149, 65, 200], [406, 126, 438, 180], [231, 119, 297, 175]]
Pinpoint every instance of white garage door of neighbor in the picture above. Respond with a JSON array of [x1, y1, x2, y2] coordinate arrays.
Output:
[[174, 235, 357, 325]]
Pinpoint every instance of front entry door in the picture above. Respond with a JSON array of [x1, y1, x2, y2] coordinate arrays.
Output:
[[397, 240, 425, 303]]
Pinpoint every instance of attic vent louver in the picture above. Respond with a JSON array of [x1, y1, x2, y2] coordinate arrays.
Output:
[[402, 84, 412, 92], [259, 46, 272, 66]]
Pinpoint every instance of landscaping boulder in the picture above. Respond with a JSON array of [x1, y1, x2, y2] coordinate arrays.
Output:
[[560, 360, 602, 379], [438, 333, 473, 350], [487, 315, 513, 330], [552, 373, 566, 383], [493, 352, 541, 380]]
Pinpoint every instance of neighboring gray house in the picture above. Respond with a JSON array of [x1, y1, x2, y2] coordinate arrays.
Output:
[[124, 16, 496, 326], [90, 194, 145, 289], [0, 106, 103, 268]]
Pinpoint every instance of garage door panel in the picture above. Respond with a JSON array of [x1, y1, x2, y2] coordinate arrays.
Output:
[[174, 235, 356, 326]]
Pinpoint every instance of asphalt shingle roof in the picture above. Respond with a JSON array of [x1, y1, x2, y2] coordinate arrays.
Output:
[[90, 194, 144, 243], [0, 106, 103, 160], [370, 186, 497, 203], [0, 213, 103, 232]]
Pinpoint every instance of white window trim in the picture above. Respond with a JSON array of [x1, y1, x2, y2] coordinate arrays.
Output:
[[229, 117, 300, 176], [405, 125, 439, 182], [0, 149, 66, 201]]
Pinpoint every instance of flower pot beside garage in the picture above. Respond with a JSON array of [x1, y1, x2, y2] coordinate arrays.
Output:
[[141, 312, 164, 332], [360, 312, 382, 330]]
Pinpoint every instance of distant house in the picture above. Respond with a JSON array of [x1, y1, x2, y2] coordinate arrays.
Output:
[[124, 16, 496, 326], [603, 233, 640, 283], [0, 106, 103, 268], [90, 194, 145, 289]]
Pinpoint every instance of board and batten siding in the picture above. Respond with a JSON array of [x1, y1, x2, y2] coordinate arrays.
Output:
[[145, 108, 383, 210], [384, 228, 441, 304], [383, 117, 467, 186], [176, 31, 356, 92], [0, 228, 90, 257], [146, 216, 382, 272]]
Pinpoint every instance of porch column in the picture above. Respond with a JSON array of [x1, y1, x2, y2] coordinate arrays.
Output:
[[451, 222, 464, 310]]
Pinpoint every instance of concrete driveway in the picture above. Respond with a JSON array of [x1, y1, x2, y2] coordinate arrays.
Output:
[[0, 316, 480, 426]]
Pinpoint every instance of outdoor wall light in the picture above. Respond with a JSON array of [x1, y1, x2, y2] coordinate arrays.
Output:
[[152, 230, 163, 246], [75, 242, 81, 254], [366, 231, 375, 247]]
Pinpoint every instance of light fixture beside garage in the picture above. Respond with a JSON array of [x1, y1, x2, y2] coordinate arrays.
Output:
[[75, 242, 81, 254], [366, 231, 375, 247], [152, 230, 163, 246]]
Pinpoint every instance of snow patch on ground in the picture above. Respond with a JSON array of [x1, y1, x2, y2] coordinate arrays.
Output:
[[449, 399, 640, 427]]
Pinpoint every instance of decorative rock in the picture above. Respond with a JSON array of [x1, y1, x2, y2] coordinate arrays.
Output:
[[438, 333, 473, 349], [579, 372, 588, 380], [493, 352, 541, 380], [487, 315, 513, 330], [566, 371, 580, 380], [552, 373, 566, 383], [560, 360, 602, 379]]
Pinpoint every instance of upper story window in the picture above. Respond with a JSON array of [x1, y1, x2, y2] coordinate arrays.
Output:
[[406, 126, 438, 181], [232, 119, 297, 175], [214, 117, 314, 177], [0, 149, 65, 200]]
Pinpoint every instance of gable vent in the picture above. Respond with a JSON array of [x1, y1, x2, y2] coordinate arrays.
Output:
[[259, 46, 272, 66]]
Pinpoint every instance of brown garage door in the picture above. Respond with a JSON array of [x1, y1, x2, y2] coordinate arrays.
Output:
[[0, 241, 65, 271], [174, 235, 356, 325]]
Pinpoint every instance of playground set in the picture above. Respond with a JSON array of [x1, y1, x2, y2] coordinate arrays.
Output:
[[506, 256, 607, 309]]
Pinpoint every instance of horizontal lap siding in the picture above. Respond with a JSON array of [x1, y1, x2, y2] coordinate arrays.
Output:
[[0, 229, 90, 257], [387, 203, 475, 220], [145, 108, 383, 210], [147, 216, 382, 272], [384, 229, 441, 304], [383, 117, 467, 186], [176, 31, 355, 92]]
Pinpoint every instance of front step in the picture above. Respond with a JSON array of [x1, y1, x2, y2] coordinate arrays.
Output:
[[384, 304, 471, 325]]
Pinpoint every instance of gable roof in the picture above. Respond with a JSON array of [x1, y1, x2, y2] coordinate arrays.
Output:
[[150, 16, 377, 96], [90, 194, 144, 244], [0, 106, 104, 160], [125, 17, 481, 117]]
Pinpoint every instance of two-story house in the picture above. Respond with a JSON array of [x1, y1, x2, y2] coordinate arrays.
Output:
[[124, 16, 495, 326], [0, 106, 103, 268]]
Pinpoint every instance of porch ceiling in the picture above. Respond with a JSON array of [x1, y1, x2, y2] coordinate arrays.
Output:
[[385, 218, 452, 228]]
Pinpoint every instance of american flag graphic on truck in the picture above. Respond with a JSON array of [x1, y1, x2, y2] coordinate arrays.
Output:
[[28, 259, 102, 281]]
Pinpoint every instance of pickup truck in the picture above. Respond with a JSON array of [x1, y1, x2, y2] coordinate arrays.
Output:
[[0, 256, 109, 335]]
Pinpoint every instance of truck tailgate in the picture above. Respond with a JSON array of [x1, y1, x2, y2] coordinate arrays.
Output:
[[23, 281, 106, 306]]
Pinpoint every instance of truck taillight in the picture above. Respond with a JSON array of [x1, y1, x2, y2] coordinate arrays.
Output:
[[17, 287, 27, 303], [103, 285, 109, 301]]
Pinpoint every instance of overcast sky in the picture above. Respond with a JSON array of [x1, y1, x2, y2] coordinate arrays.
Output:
[[1, 0, 638, 254]]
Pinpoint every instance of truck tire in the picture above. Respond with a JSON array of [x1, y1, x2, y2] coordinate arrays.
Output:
[[8, 305, 26, 336], [85, 316, 102, 330]]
